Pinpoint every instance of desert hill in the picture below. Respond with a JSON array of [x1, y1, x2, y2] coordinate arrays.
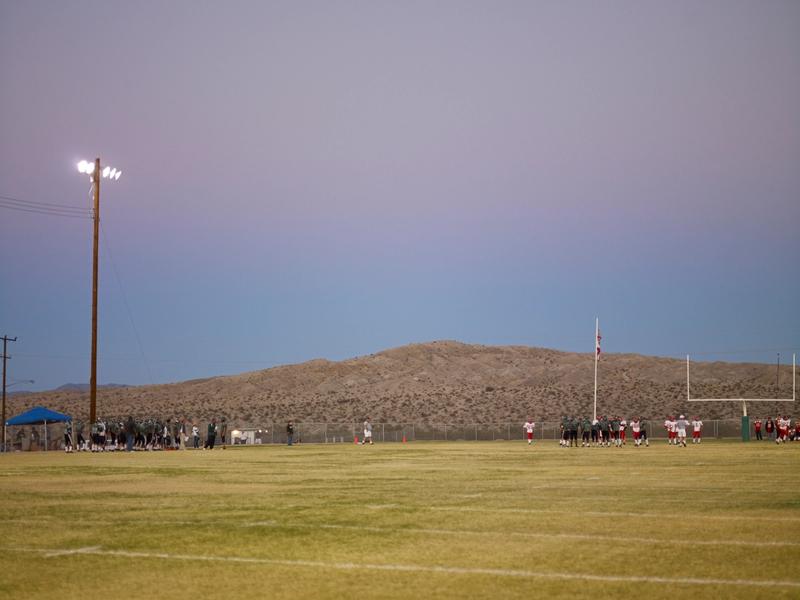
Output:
[[6, 341, 795, 425]]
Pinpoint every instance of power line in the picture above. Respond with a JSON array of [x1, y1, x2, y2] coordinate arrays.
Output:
[[0, 194, 91, 219], [0, 194, 90, 212], [0, 202, 91, 219], [99, 222, 154, 385], [13, 352, 278, 366]]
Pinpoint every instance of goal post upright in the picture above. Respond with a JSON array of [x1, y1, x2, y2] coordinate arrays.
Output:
[[686, 352, 795, 442]]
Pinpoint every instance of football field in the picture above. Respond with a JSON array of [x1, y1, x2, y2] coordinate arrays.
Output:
[[1, 440, 798, 599]]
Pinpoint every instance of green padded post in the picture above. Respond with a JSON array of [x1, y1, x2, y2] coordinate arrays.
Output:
[[741, 415, 750, 442]]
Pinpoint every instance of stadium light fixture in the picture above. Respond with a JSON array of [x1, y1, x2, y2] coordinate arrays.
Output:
[[77, 158, 121, 182]]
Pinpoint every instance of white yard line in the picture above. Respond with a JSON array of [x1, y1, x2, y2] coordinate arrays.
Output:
[[362, 503, 800, 523], [5, 546, 799, 588], [43, 546, 101, 557], [424, 506, 800, 523], [241, 521, 800, 548], [3, 516, 796, 548]]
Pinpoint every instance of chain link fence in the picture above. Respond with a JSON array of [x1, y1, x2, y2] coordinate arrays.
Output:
[[3, 419, 791, 451], [214, 419, 768, 445]]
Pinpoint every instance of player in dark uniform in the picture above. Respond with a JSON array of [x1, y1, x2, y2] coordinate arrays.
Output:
[[206, 419, 217, 449], [568, 417, 579, 447], [581, 417, 591, 447], [610, 417, 621, 447], [75, 420, 86, 451], [599, 416, 610, 447], [219, 417, 228, 450], [64, 420, 73, 453]]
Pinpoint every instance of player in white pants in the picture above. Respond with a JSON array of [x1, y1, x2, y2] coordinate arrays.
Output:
[[675, 415, 690, 447], [523, 420, 535, 445], [691, 417, 703, 443]]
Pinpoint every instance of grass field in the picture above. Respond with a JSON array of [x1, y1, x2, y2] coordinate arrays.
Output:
[[1, 440, 798, 599]]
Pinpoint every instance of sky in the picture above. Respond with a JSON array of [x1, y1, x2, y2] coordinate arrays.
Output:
[[1, 0, 798, 392]]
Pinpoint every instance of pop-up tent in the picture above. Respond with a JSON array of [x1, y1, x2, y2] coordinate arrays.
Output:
[[5, 406, 72, 451]]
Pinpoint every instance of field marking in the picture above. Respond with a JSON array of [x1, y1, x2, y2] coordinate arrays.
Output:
[[240, 521, 800, 549], [423, 506, 800, 523], [3, 516, 797, 548], [6, 545, 800, 588], [43, 546, 101, 557]]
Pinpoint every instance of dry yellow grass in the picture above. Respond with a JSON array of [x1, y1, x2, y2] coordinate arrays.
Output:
[[0, 440, 798, 599]]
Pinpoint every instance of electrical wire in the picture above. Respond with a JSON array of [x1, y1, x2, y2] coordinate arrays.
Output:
[[13, 352, 279, 366], [0, 194, 90, 212], [0, 194, 91, 219], [0, 202, 91, 219], [99, 222, 155, 385]]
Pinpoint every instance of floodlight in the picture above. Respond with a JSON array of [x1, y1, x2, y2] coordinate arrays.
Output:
[[102, 166, 111, 178], [109, 168, 117, 179], [114, 170, 121, 180], [77, 160, 88, 173], [86, 162, 95, 174]]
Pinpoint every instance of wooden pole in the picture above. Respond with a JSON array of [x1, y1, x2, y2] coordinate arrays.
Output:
[[90, 158, 100, 424], [1, 335, 17, 452], [593, 318, 599, 421]]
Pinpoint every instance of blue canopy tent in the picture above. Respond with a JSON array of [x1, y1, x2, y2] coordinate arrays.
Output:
[[5, 406, 72, 451]]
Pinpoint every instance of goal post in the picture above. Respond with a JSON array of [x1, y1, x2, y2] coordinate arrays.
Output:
[[686, 353, 795, 442]]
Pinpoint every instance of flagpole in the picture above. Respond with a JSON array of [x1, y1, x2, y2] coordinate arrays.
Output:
[[593, 317, 599, 421]]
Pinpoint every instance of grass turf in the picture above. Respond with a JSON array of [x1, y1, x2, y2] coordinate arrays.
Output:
[[0, 440, 798, 599]]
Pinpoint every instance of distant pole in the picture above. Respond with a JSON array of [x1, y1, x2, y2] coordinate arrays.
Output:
[[592, 318, 598, 420], [90, 158, 100, 424], [776, 353, 780, 394], [685, 354, 690, 401], [2, 335, 18, 452]]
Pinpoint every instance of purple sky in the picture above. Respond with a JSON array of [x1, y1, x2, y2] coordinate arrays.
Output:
[[1, 1, 798, 391]]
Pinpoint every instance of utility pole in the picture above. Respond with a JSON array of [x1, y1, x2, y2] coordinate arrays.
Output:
[[2, 335, 18, 452], [77, 157, 121, 425], [90, 157, 100, 424], [777, 353, 781, 394]]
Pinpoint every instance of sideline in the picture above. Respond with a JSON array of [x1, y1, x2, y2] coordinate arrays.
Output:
[[423, 506, 800, 523], [6, 546, 800, 588], [240, 521, 800, 548]]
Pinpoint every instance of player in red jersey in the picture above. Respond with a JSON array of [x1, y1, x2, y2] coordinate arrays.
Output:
[[523, 420, 535, 445], [664, 416, 677, 445], [753, 418, 763, 441], [691, 417, 703, 443], [630, 418, 648, 447], [765, 417, 775, 441], [776, 416, 790, 443]]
